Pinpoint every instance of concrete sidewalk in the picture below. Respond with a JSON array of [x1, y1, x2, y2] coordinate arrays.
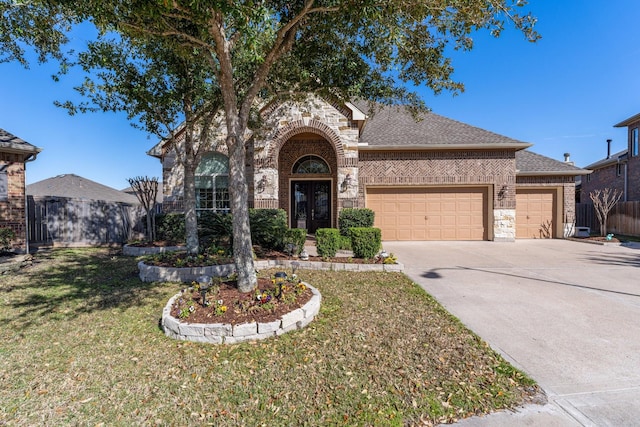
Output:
[[383, 239, 640, 426]]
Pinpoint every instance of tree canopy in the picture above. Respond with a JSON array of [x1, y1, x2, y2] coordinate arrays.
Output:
[[1, 0, 539, 291]]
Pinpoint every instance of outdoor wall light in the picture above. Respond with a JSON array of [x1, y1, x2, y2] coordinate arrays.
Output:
[[498, 185, 508, 200], [340, 174, 352, 193], [257, 175, 268, 193]]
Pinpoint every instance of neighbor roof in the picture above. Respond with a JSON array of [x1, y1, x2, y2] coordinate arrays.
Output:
[[357, 104, 532, 150], [614, 112, 640, 128], [516, 150, 589, 176], [27, 174, 140, 204], [0, 128, 41, 157], [583, 149, 627, 170]]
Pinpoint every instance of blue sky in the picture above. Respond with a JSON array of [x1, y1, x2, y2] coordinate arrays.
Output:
[[1, 1, 639, 190]]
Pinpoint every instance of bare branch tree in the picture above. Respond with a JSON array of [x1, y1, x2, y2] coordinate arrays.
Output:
[[589, 188, 622, 237], [128, 176, 159, 242]]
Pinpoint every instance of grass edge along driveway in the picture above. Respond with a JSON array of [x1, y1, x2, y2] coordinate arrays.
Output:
[[0, 248, 539, 426]]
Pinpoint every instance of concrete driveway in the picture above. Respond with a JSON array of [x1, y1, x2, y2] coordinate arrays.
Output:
[[383, 239, 640, 426]]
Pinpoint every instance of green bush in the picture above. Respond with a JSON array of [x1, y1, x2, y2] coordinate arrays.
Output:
[[198, 211, 233, 250], [315, 228, 341, 258], [350, 227, 381, 259], [0, 227, 16, 252], [338, 208, 375, 236], [339, 234, 352, 251], [155, 213, 185, 243], [249, 209, 288, 251], [284, 228, 307, 255]]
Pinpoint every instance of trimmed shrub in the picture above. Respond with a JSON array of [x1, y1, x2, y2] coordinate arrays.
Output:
[[156, 213, 186, 243], [338, 208, 375, 236], [350, 227, 381, 259], [284, 228, 307, 255], [249, 209, 288, 251], [198, 211, 233, 250], [339, 234, 352, 251], [315, 228, 341, 258], [0, 227, 16, 252]]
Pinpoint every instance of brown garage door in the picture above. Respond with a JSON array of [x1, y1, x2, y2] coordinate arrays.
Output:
[[366, 187, 487, 241], [516, 189, 556, 238]]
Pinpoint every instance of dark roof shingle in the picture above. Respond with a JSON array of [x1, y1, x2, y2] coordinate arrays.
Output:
[[516, 150, 588, 176], [358, 104, 531, 149], [0, 128, 41, 155], [27, 174, 140, 204]]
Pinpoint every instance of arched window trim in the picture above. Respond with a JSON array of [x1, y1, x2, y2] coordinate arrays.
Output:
[[292, 155, 331, 174]]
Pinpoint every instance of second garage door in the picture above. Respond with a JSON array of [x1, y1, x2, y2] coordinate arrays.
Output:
[[367, 187, 488, 241], [516, 188, 556, 238]]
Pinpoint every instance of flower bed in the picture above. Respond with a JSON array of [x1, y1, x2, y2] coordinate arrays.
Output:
[[162, 282, 321, 344]]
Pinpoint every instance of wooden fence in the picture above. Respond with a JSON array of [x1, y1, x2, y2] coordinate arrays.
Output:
[[27, 196, 146, 247], [575, 201, 640, 237]]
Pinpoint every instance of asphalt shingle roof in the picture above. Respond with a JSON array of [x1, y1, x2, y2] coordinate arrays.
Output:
[[357, 104, 531, 148], [516, 150, 588, 176], [27, 174, 140, 204], [583, 149, 627, 170], [0, 128, 41, 155]]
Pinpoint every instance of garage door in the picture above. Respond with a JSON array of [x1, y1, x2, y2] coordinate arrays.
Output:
[[516, 189, 556, 238], [366, 187, 487, 241]]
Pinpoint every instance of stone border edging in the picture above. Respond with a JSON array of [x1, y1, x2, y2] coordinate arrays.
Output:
[[161, 283, 321, 344], [138, 259, 403, 282], [123, 244, 186, 256]]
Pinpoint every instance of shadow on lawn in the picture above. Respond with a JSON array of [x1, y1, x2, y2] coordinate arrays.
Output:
[[0, 248, 171, 330]]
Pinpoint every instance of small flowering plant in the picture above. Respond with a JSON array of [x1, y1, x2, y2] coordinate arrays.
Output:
[[171, 270, 311, 322]]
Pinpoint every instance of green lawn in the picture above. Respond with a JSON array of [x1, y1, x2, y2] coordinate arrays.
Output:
[[0, 248, 539, 426]]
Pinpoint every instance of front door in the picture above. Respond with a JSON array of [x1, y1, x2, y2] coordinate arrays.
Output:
[[291, 180, 331, 233]]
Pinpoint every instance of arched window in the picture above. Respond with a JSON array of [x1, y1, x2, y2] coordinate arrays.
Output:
[[195, 153, 229, 212], [293, 155, 330, 174]]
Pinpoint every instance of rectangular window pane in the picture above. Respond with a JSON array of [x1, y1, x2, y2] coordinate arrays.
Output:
[[215, 175, 230, 212], [633, 128, 639, 156]]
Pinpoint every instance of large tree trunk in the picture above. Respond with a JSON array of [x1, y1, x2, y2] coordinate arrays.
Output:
[[228, 134, 257, 293], [183, 158, 199, 254]]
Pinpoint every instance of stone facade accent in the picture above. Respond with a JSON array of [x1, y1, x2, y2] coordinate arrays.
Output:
[[494, 209, 516, 241]]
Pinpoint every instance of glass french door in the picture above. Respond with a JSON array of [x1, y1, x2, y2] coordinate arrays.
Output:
[[291, 180, 331, 233]]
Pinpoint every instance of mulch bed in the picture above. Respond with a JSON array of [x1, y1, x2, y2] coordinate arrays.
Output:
[[170, 277, 313, 325]]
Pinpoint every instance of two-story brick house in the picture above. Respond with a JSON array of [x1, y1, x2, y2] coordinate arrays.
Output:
[[150, 96, 587, 241], [581, 113, 640, 203], [0, 128, 41, 252]]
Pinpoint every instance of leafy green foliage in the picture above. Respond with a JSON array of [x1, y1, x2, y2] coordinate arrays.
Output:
[[249, 209, 288, 251], [350, 227, 382, 259], [0, 227, 16, 252], [315, 228, 341, 258], [198, 211, 233, 251], [283, 227, 306, 256], [155, 213, 185, 243], [338, 208, 375, 236]]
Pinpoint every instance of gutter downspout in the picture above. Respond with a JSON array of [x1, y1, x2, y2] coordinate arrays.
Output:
[[24, 152, 38, 254]]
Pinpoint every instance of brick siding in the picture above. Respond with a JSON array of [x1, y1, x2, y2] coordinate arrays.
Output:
[[0, 152, 27, 251]]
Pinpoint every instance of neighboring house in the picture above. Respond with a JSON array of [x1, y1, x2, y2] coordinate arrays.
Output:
[[581, 113, 640, 202], [26, 174, 143, 247], [0, 128, 41, 252], [149, 95, 588, 241]]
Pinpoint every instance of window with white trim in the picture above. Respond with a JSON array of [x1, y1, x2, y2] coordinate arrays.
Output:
[[195, 153, 230, 212], [632, 128, 639, 157]]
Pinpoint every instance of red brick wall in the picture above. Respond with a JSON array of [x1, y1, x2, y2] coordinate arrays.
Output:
[[580, 163, 625, 203], [357, 149, 516, 208], [277, 138, 338, 225], [0, 153, 27, 251]]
